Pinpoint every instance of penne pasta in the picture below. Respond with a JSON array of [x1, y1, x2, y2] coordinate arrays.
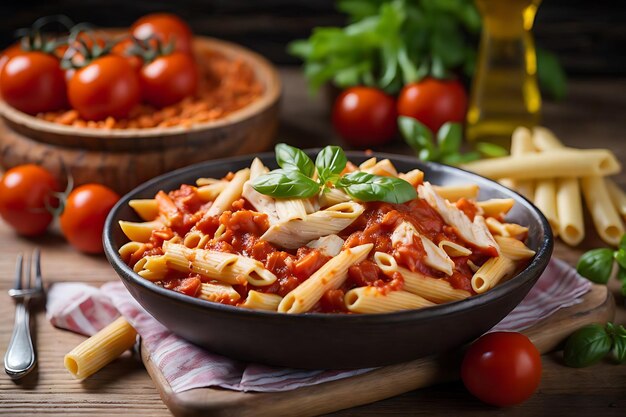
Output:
[[438, 240, 472, 257], [432, 184, 479, 202], [249, 157, 269, 180], [533, 179, 559, 237], [495, 236, 536, 261], [278, 244, 373, 314], [129, 199, 159, 221], [399, 169, 424, 187], [397, 267, 472, 304], [362, 159, 398, 177], [197, 181, 228, 202], [508, 126, 536, 199], [556, 178, 584, 246], [471, 256, 516, 293], [262, 202, 364, 249], [581, 176, 625, 246], [119, 220, 162, 243], [163, 242, 277, 286], [532, 126, 563, 151], [205, 168, 250, 217], [241, 290, 283, 311], [606, 179, 626, 220], [275, 198, 308, 222], [64, 317, 137, 379], [318, 188, 350, 207], [476, 198, 515, 219], [373, 251, 398, 273], [419, 183, 499, 253], [462, 149, 621, 180], [199, 282, 241, 303], [137, 255, 169, 281], [345, 287, 434, 313], [358, 157, 377, 170]]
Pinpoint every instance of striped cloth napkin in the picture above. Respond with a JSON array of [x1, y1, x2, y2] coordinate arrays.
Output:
[[47, 257, 590, 393]]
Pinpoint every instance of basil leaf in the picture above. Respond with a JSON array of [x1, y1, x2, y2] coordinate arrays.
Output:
[[437, 122, 462, 156], [563, 324, 612, 368], [612, 325, 626, 363], [398, 116, 436, 160], [476, 142, 509, 158], [614, 248, 626, 269], [337, 172, 417, 204], [275, 143, 315, 177], [619, 234, 626, 251], [576, 248, 615, 284], [252, 169, 320, 198], [316, 146, 347, 185]]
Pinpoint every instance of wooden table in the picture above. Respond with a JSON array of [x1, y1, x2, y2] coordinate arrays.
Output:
[[1, 69, 625, 416]]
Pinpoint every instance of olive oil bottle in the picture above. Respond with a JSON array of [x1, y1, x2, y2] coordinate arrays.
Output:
[[466, 0, 542, 148]]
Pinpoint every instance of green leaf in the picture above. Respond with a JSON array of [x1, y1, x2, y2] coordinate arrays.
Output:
[[252, 169, 320, 199], [614, 249, 626, 269], [619, 234, 626, 251], [476, 142, 509, 158], [537, 48, 568, 101], [563, 324, 612, 368], [436, 122, 462, 156], [612, 325, 626, 363], [275, 143, 315, 177], [576, 248, 615, 284], [398, 116, 436, 160], [316, 146, 347, 185], [337, 172, 417, 204]]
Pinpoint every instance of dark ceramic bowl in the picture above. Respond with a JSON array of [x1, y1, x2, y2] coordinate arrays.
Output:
[[103, 151, 553, 369]]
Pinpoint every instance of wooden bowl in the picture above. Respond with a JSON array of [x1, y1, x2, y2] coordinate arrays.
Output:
[[0, 36, 281, 193]]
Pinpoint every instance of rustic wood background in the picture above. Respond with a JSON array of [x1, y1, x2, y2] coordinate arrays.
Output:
[[0, 0, 625, 76]]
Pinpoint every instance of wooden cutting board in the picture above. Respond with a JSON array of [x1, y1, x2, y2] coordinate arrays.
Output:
[[141, 284, 614, 417]]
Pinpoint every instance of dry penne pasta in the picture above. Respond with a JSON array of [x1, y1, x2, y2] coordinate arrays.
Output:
[[64, 317, 137, 379], [581, 176, 625, 246], [508, 126, 536, 199], [462, 149, 621, 180], [606, 179, 626, 220], [533, 179, 559, 237]]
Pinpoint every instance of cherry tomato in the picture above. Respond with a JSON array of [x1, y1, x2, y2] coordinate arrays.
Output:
[[60, 184, 120, 254], [0, 165, 60, 236], [140, 52, 198, 107], [0, 43, 23, 81], [397, 78, 467, 133], [461, 331, 542, 407], [0, 51, 67, 114], [68, 55, 141, 120], [131, 13, 194, 55], [332, 87, 397, 148], [110, 38, 144, 72]]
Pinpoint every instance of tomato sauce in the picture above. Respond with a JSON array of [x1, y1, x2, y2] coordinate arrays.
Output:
[[132, 184, 500, 309]]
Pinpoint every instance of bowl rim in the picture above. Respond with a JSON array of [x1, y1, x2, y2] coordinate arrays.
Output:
[[0, 35, 281, 139], [103, 150, 554, 323]]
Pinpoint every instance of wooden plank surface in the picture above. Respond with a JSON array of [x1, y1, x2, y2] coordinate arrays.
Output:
[[0, 69, 625, 416]]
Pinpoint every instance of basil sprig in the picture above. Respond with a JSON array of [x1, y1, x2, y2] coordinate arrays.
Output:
[[399, 117, 507, 166], [337, 172, 417, 204], [564, 322, 626, 367], [252, 144, 417, 203], [576, 234, 626, 294]]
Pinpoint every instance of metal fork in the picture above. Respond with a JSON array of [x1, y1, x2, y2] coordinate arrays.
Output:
[[4, 249, 44, 379]]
